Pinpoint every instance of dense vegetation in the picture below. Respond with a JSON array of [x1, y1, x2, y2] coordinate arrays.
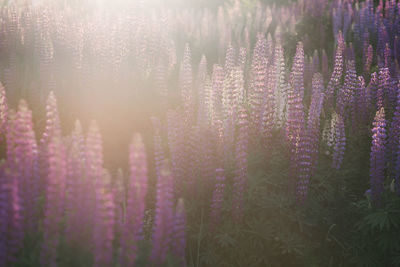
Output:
[[1, 0, 400, 266]]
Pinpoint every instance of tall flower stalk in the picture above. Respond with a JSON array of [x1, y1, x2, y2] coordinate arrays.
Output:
[[150, 160, 174, 265], [370, 108, 386, 205], [120, 133, 148, 266], [41, 136, 66, 267]]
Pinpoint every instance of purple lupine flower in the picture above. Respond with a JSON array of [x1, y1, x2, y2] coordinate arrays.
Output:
[[273, 42, 287, 126], [337, 60, 357, 123], [377, 66, 390, 110], [171, 199, 186, 267], [120, 133, 148, 266], [332, 113, 346, 169], [179, 43, 193, 116], [41, 136, 67, 267], [221, 59, 240, 159], [231, 67, 245, 118], [150, 160, 174, 265], [203, 78, 215, 125], [39, 92, 61, 195], [196, 55, 208, 125], [178, 45, 194, 185], [0, 110, 23, 266], [93, 171, 115, 267], [0, 166, 22, 266], [290, 42, 305, 101], [14, 100, 38, 233], [232, 106, 248, 221], [286, 80, 306, 194], [296, 73, 324, 202], [86, 122, 114, 267], [222, 67, 243, 121], [0, 82, 7, 139], [80, 120, 102, 249], [224, 44, 236, 77], [209, 168, 225, 232], [248, 34, 268, 135], [65, 120, 85, 245], [370, 108, 386, 205], [325, 31, 344, 106], [286, 43, 306, 148], [85, 120, 103, 182], [286, 82, 305, 155]]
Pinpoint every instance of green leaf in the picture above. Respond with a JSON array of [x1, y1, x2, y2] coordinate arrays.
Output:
[[215, 233, 237, 249]]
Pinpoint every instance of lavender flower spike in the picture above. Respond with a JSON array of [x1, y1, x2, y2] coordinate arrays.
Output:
[[150, 160, 174, 265], [370, 107, 386, 205], [171, 198, 186, 266], [120, 133, 148, 266]]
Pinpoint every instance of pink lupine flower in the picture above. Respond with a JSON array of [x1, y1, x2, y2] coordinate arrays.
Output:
[[325, 31, 344, 106], [150, 160, 174, 265], [120, 133, 148, 266], [93, 171, 115, 267], [171, 199, 186, 267], [39, 92, 61, 196], [249, 34, 268, 134], [14, 100, 38, 232], [85, 122, 114, 267], [0, 82, 8, 139], [41, 136, 67, 267], [290, 42, 305, 100], [65, 120, 86, 244], [370, 108, 386, 205], [1, 111, 23, 266]]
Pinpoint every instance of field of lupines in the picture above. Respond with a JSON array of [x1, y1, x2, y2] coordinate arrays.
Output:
[[1, 0, 400, 266]]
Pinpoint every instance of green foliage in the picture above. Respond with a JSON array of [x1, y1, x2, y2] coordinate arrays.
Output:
[[348, 196, 400, 267]]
